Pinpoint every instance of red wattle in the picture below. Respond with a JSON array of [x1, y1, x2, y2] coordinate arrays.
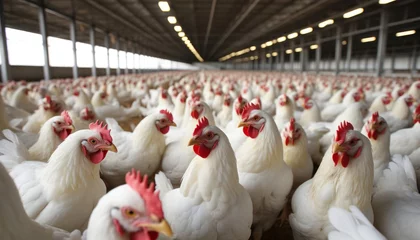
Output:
[[191, 110, 199, 119], [332, 153, 340, 166], [243, 126, 259, 139], [159, 126, 170, 134], [193, 144, 211, 158], [90, 150, 108, 164]]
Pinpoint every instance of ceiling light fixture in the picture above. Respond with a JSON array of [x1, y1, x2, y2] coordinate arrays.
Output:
[[396, 30, 415, 37], [277, 36, 286, 42], [266, 53, 271, 58], [178, 32, 185, 37], [287, 32, 298, 39], [379, 0, 396, 4], [318, 19, 334, 28], [266, 41, 273, 46], [158, 1, 170, 12], [272, 52, 278, 57], [250, 46, 256, 51], [167, 16, 177, 24], [295, 47, 303, 52], [182, 36, 188, 41], [286, 49, 293, 54], [261, 44, 266, 48], [343, 8, 364, 19], [174, 25, 182, 32], [310, 44, 318, 49], [361, 36, 376, 43], [300, 27, 313, 35]]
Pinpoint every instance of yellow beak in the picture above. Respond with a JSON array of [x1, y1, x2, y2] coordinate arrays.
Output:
[[187, 137, 200, 146], [237, 121, 248, 128], [98, 144, 118, 153], [332, 143, 346, 154], [169, 122, 177, 127], [64, 125, 75, 131], [136, 219, 173, 237]]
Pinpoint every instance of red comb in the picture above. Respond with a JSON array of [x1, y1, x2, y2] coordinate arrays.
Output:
[[125, 169, 163, 219], [289, 118, 296, 132], [371, 112, 379, 123], [238, 95, 243, 103], [193, 117, 209, 136], [415, 105, 420, 114], [241, 102, 261, 120], [335, 121, 354, 144], [61, 111, 72, 125], [159, 109, 174, 122], [89, 120, 113, 143]]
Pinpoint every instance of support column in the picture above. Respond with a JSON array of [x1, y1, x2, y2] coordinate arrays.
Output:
[[132, 44, 136, 74], [70, 17, 78, 79], [280, 45, 285, 71], [390, 49, 395, 74], [290, 41, 295, 71], [346, 35, 353, 72], [104, 33, 110, 76], [335, 25, 342, 75], [268, 51, 273, 71], [90, 25, 96, 77], [116, 37, 120, 76], [376, 9, 389, 77], [274, 49, 279, 71], [411, 46, 418, 76], [124, 40, 128, 75], [0, 0, 10, 82], [38, 1, 50, 81], [316, 33, 321, 73]]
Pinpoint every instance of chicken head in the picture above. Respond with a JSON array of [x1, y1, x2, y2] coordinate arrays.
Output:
[[81, 121, 117, 164], [188, 117, 220, 158], [332, 121, 364, 168], [155, 109, 176, 134]]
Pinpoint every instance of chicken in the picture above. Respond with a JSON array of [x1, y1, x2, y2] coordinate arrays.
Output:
[[390, 104, 420, 156], [274, 94, 295, 130], [101, 110, 176, 189], [236, 103, 293, 239], [0, 111, 74, 169], [86, 170, 173, 240], [361, 112, 391, 184], [2, 121, 117, 231], [0, 95, 11, 131], [9, 86, 38, 113], [225, 95, 248, 151], [299, 98, 321, 128], [369, 93, 392, 114], [216, 94, 233, 128], [321, 89, 363, 121], [0, 162, 82, 240], [155, 117, 253, 240], [381, 94, 414, 133], [70, 107, 97, 130], [161, 101, 215, 187], [372, 155, 420, 240], [172, 90, 187, 126], [22, 96, 64, 133], [328, 206, 386, 240], [72, 90, 92, 114], [281, 118, 313, 189], [290, 121, 374, 240]]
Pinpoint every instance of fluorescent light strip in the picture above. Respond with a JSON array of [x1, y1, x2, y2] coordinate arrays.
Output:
[[396, 30, 415, 37], [310, 44, 318, 49], [379, 0, 395, 4], [158, 1, 170, 12], [286, 49, 293, 54], [318, 19, 334, 28], [295, 47, 302, 52], [300, 27, 313, 35], [167, 16, 177, 24], [361, 36, 376, 43], [343, 8, 364, 19], [250, 46, 256, 51], [174, 26, 182, 32], [287, 32, 298, 39], [277, 36, 286, 42], [178, 32, 185, 37]]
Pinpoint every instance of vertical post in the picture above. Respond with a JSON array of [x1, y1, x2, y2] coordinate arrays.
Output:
[[132, 43, 136, 74], [90, 25, 96, 77], [124, 40, 128, 75], [116, 36, 120, 76], [104, 33, 110, 76], [0, 0, 10, 82], [365, 51, 369, 72], [38, 1, 50, 81], [390, 49, 395, 74], [280, 45, 285, 71], [316, 33, 321, 73], [376, 9, 389, 77], [335, 25, 342, 75], [290, 41, 295, 71], [346, 35, 353, 72], [411, 46, 418, 76], [70, 17, 78, 79], [268, 50, 273, 71], [274, 49, 279, 71]]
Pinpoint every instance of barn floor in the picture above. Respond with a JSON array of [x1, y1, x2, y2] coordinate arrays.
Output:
[[262, 222, 294, 240]]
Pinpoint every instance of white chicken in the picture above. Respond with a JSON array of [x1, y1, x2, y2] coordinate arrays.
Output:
[[86, 169, 173, 240], [215, 94, 233, 128], [381, 94, 414, 133], [2, 121, 117, 231], [155, 117, 253, 240], [390, 104, 420, 156], [372, 155, 420, 240], [9, 86, 38, 113], [299, 98, 322, 128], [101, 110, 176, 189], [236, 103, 293, 239], [274, 94, 295, 130], [290, 121, 374, 240], [0, 162, 82, 240], [281, 118, 313, 189], [22, 96, 64, 134]]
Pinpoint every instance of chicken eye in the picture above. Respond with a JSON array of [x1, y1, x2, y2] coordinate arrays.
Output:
[[349, 139, 357, 146], [57, 122, 62, 125], [124, 208, 137, 218], [89, 138, 97, 144], [160, 119, 166, 123], [253, 116, 260, 121]]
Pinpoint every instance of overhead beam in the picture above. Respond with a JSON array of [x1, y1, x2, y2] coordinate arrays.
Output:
[[203, 0, 217, 55], [208, 0, 261, 58], [0, 0, 10, 82]]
